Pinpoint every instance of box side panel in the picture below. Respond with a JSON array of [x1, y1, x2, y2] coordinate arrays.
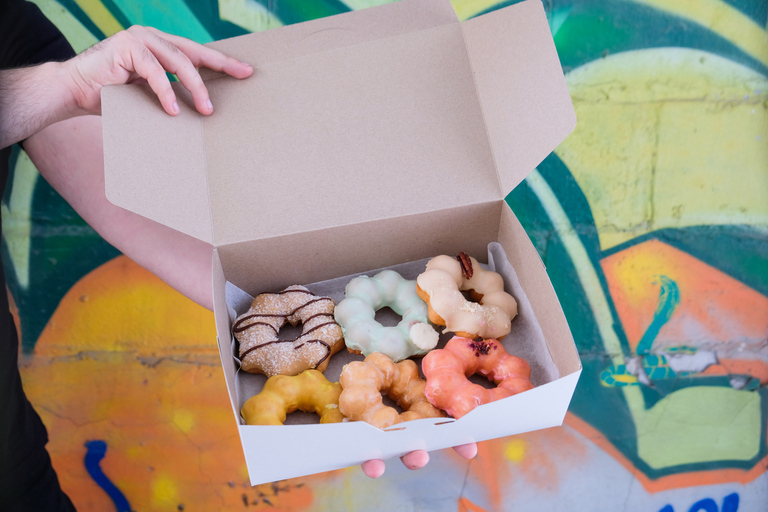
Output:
[[102, 84, 213, 243], [498, 202, 581, 375], [204, 23, 498, 246], [240, 371, 581, 485], [202, 0, 458, 71], [461, 0, 577, 196], [212, 249, 241, 421], [216, 201, 501, 295]]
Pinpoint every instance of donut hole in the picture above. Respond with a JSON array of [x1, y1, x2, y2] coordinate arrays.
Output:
[[374, 306, 401, 327], [380, 393, 405, 413], [277, 323, 303, 340], [461, 289, 484, 303], [467, 372, 497, 390], [283, 409, 322, 425]]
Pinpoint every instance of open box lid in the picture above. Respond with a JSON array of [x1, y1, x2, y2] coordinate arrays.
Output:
[[102, 0, 575, 246]]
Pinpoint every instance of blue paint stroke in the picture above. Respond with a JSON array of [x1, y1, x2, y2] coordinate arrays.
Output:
[[636, 275, 680, 356], [722, 493, 740, 512], [688, 498, 718, 512], [84, 440, 132, 512]]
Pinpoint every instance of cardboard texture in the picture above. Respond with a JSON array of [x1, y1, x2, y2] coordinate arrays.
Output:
[[102, 0, 580, 485]]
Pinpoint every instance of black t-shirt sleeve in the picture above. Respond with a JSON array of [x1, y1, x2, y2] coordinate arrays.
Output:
[[0, 0, 76, 70]]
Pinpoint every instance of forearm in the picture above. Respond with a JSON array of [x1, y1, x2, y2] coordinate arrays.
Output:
[[0, 62, 79, 148], [24, 115, 214, 310]]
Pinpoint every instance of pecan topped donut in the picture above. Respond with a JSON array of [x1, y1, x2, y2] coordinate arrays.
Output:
[[416, 253, 518, 340], [233, 285, 344, 377]]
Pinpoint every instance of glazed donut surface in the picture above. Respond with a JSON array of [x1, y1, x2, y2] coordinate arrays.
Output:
[[339, 352, 445, 429], [422, 336, 533, 419], [240, 370, 343, 425], [334, 270, 438, 362], [416, 253, 518, 340]]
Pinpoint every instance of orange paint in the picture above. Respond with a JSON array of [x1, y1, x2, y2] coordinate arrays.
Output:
[[701, 359, 768, 385], [458, 496, 489, 512], [565, 412, 768, 492], [462, 427, 590, 510], [601, 240, 768, 356], [20, 255, 337, 511], [473, 439, 511, 510], [33, 255, 217, 356]]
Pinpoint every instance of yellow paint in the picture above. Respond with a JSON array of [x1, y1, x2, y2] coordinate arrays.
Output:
[[503, 439, 526, 463], [632, 0, 768, 68], [632, 386, 762, 468], [72, 0, 123, 36], [343, 0, 395, 10], [34, 256, 216, 355], [611, 374, 638, 385], [526, 170, 626, 364], [454, 0, 768, 67], [30, 0, 100, 52], [151, 475, 179, 507], [1, 151, 37, 289], [557, 48, 768, 250], [172, 410, 195, 434], [451, 0, 499, 21], [218, 0, 283, 33]]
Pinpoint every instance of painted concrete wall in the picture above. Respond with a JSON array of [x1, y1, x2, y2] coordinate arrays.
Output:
[[6, 0, 767, 510]]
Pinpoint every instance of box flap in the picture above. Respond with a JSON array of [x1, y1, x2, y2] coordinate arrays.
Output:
[[102, 84, 213, 243], [102, 0, 575, 245], [462, 0, 577, 196], [102, 0, 465, 244], [202, 22, 498, 245]]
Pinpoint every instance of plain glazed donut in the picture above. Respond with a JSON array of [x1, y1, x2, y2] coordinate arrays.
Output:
[[422, 336, 533, 419], [334, 270, 438, 362], [339, 352, 445, 429], [233, 285, 344, 377], [416, 252, 518, 340], [240, 370, 343, 425]]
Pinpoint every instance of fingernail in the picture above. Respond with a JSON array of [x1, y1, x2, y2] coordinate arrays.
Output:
[[206, 99, 213, 112], [171, 101, 179, 114]]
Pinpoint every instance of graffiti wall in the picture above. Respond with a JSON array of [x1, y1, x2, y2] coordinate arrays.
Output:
[[6, 0, 767, 510]]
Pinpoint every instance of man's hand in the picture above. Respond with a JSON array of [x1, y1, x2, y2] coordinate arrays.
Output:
[[361, 443, 478, 478], [64, 26, 253, 117], [0, 26, 252, 148]]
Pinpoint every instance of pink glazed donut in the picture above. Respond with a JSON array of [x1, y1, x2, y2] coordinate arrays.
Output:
[[421, 336, 533, 418]]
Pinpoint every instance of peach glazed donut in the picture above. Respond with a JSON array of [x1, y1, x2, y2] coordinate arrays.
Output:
[[339, 352, 445, 429], [233, 285, 344, 377], [416, 252, 518, 340], [422, 336, 533, 419], [241, 370, 343, 425], [334, 270, 438, 362]]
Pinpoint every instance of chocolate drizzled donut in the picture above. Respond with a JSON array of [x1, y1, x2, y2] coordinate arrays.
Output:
[[233, 286, 344, 377]]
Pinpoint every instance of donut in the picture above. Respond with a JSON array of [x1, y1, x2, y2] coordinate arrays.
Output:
[[334, 270, 438, 362], [416, 252, 518, 340], [240, 370, 344, 425], [338, 352, 445, 429], [421, 336, 533, 419], [233, 285, 344, 377]]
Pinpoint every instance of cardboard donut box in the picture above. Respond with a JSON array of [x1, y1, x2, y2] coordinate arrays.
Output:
[[102, 0, 581, 485]]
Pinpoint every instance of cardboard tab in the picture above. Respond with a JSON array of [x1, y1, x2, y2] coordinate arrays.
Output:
[[462, 0, 576, 196], [102, 84, 213, 243]]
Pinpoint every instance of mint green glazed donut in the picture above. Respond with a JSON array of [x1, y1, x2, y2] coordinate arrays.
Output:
[[334, 270, 439, 362]]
